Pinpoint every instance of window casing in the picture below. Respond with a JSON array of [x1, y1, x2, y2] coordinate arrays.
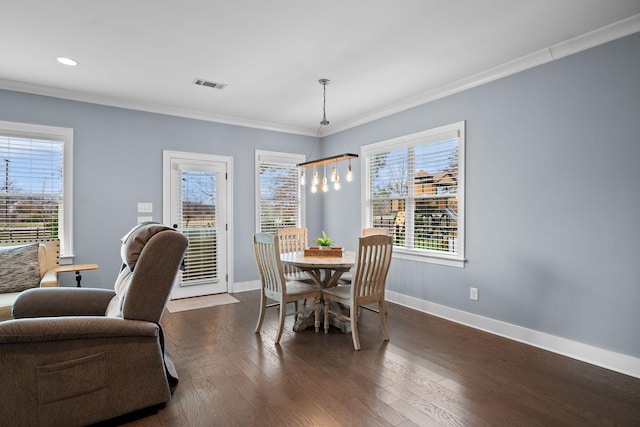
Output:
[[362, 121, 465, 267], [0, 121, 73, 258], [255, 150, 305, 234]]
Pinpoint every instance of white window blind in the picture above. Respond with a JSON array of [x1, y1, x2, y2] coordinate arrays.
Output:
[[179, 169, 218, 283], [0, 133, 64, 244], [363, 121, 465, 266], [256, 151, 304, 234]]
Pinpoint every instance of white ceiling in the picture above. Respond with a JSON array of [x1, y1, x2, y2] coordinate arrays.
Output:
[[1, 1, 639, 136]]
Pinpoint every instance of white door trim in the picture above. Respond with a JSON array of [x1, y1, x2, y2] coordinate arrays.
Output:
[[162, 150, 234, 294]]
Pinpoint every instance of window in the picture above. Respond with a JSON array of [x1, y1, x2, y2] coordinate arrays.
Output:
[[255, 150, 305, 234], [362, 121, 465, 267], [0, 121, 73, 258]]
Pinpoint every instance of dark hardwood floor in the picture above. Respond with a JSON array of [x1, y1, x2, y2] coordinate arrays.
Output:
[[124, 290, 640, 426]]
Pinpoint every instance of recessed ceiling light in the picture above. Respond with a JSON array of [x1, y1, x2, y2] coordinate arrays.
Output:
[[56, 57, 78, 66]]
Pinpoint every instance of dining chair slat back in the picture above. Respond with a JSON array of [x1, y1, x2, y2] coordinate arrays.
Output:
[[276, 227, 308, 253], [276, 227, 310, 281], [254, 232, 285, 295], [323, 234, 393, 350], [338, 227, 389, 287], [253, 232, 321, 344]]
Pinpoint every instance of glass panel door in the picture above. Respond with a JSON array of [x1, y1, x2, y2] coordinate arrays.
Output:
[[165, 153, 228, 299]]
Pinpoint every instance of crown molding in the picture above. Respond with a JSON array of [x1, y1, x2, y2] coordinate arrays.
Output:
[[548, 14, 640, 59], [1, 14, 637, 138], [0, 78, 317, 137], [325, 14, 640, 136]]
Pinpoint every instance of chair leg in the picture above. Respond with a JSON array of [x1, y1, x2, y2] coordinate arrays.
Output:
[[255, 291, 266, 333], [323, 295, 330, 334], [314, 296, 320, 333], [294, 300, 299, 321], [379, 300, 389, 341], [351, 303, 361, 350], [275, 301, 287, 344]]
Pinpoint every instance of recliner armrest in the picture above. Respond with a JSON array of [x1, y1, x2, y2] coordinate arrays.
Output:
[[12, 287, 116, 319], [0, 316, 158, 344]]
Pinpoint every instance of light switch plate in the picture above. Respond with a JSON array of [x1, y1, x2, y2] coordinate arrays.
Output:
[[137, 202, 153, 213], [137, 216, 153, 224]]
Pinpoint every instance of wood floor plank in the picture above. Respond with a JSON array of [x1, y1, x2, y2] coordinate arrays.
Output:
[[111, 290, 640, 426]]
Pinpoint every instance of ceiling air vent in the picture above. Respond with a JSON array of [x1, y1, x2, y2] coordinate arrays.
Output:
[[193, 78, 227, 90]]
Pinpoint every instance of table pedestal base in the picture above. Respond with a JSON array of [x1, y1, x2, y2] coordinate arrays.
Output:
[[330, 313, 352, 334], [279, 252, 356, 335], [293, 301, 351, 333]]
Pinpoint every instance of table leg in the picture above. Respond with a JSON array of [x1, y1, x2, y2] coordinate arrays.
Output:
[[323, 270, 345, 288], [304, 269, 323, 287], [75, 271, 82, 287]]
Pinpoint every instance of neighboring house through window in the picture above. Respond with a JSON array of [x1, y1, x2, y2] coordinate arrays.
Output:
[[0, 121, 73, 258], [255, 150, 305, 234], [362, 121, 465, 267]]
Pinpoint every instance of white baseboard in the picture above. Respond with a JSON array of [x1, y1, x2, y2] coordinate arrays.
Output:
[[386, 290, 640, 379]]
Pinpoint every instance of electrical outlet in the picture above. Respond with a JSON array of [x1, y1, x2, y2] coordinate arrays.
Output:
[[470, 287, 479, 301]]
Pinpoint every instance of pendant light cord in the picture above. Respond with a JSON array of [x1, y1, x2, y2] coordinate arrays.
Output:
[[308, 79, 331, 159]]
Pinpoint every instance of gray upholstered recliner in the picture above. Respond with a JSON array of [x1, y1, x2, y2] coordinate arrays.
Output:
[[0, 223, 188, 427]]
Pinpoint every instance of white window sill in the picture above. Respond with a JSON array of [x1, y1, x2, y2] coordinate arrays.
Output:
[[393, 248, 466, 268]]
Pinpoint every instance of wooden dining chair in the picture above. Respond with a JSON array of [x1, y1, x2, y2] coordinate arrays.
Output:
[[276, 227, 314, 309], [343, 229, 390, 317], [322, 234, 393, 350], [253, 232, 321, 344]]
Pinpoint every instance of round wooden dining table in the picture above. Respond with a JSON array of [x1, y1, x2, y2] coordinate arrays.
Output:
[[280, 251, 356, 332], [280, 250, 356, 288]]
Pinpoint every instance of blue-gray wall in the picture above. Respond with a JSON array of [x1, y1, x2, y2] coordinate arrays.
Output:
[[0, 91, 320, 285], [1, 32, 638, 361], [320, 33, 640, 358]]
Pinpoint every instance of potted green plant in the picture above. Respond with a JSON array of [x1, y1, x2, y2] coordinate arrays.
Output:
[[315, 231, 334, 249]]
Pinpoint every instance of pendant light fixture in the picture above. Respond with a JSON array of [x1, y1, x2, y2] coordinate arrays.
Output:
[[298, 78, 358, 192]]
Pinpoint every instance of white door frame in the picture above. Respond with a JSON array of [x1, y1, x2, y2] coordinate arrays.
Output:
[[162, 150, 234, 294]]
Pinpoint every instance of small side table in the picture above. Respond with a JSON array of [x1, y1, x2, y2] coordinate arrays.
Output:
[[55, 264, 99, 287]]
